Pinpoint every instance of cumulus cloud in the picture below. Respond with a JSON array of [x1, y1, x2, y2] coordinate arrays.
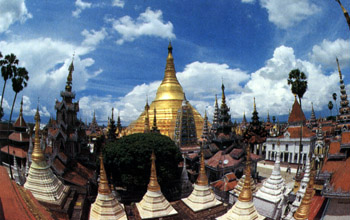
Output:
[[310, 38, 350, 68], [112, 0, 125, 8], [72, 0, 92, 18], [110, 7, 175, 44], [228, 45, 339, 120], [259, 0, 320, 29], [0, 0, 32, 33], [0, 28, 106, 118]]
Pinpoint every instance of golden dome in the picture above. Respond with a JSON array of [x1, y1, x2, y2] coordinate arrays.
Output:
[[154, 42, 185, 101]]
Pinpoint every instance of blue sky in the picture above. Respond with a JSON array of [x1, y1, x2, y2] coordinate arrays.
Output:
[[0, 0, 349, 126]]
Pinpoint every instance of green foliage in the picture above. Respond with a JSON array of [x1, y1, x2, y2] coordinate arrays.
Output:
[[287, 69, 308, 103], [103, 133, 182, 190]]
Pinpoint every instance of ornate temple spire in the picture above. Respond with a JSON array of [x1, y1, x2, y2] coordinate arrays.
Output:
[[111, 107, 114, 121], [267, 111, 270, 123], [144, 98, 150, 133], [213, 94, 219, 126], [288, 94, 306, 125], [221, 83, 227, 109], [242, 111, 247, 124], [197, 151, 209, 186], [65, 57, 74, 92], [155, 42, 184, 101], [147, 151, 161, 192], [337, 57, 350, 118], [98, 154, 111, 195], [201, 110, 209, 140], [251, 97, 260, 126], [31, 107, 45, 163]]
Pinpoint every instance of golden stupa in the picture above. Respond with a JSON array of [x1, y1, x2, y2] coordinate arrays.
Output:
[[127, 43, 204, 139]]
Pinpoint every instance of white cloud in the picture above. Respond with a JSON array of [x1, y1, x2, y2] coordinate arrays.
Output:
[[110, 7, 175, 44], [0, 28, 106, 118], [0, 0, 32, 33], [72, 0, 92, 18], [242, 0, 255, 3], [259, 0, 320, 29], [112, 0, 125, 8], [310, 38, 350, 68], [228, 45, 339, 120]]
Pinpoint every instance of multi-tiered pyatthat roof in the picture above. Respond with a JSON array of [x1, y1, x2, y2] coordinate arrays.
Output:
[[24, 107, 70, 205], [336, 57, 350, 125], [182, 151, 222, 212], [136, 151, 177, 219], [89, 155, 127, 220]]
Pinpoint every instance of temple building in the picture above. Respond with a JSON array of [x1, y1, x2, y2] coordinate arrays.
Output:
[[182, 151, 222, 212], [136, 151, 177, 219], [174, 98, 199, 153], [89, 154, 127, 220], [127, 43, 204, 139], [264, 96, 315, 164], [47, 59, 86, 159], [254, 146, 289, 219]]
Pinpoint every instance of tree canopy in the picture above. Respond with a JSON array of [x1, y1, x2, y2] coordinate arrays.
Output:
[[287, 69, 308, 105], [103, 133, 182, 190]]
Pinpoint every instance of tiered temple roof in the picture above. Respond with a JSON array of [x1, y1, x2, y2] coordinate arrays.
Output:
[[182, 151, 222, 212], [136, 151, 177, 219], [24, 107, 70, 206], [89, 154, 127, 220]]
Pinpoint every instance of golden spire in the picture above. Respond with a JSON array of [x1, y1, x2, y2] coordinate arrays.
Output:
[[147, 151, 161, 192], [215, 94, 218, 107], [221, 83, 226, 108], [293, 169, 315, 219], [196, 151, 209, 186], [31, 106, 45, 163], [253, 97, 256, 112], [238, 145, 253, 202], [98, 154, 112, 195], [154, 42, 184, 101], [152, 107, 157, 130], [66, 56, 74, 91], [335, 0, 350, 30], [337, 57, 343, 80]]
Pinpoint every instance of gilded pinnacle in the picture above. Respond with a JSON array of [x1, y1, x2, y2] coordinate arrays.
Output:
[[98, 154, 111, 195], [196, 151, 209, 186], [148, 151, 161, 192], [31, 107, 45, 163]]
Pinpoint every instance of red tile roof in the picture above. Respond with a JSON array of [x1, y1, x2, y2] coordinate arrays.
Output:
[[322, 157, 345, 173], [211, 179, 238, 191], [288, 97, 306, 124], [8, 132, 30, 142], [328, 157, 350, 192], [281, 126, 314, 138], [229, 148, 243, 159], [1, 146, 27, 158], [341, 132, 350, 145], [206, 151, 242, 168], [308, 195, 325, 220], [224, 172, 236, 182], [63, 170, 88, 186], [13, 115, 27, 128], [250, 153, 261, 161], [0, 166, 54, 220], [74, 162, 94, 179], [52, 158, 65, 174], [328, 141, 341, 155]]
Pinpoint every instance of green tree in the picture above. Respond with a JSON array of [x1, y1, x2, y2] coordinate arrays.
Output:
[[287, 68, 308, 174], [287, 69, 308, 109], [328, 101, 334, 117], [6, 59, 28, 179], [333, 93, 338, 115], [103, 133, 182, 190], [0, 54, 19, 120]]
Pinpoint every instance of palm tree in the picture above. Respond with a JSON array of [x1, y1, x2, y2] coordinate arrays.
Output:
[[328, 101, 334, 117], [0, 54, 19, 120], [333, 93, 338, 116], [7, 63, 28, 179], [287, 68, 308, 175]]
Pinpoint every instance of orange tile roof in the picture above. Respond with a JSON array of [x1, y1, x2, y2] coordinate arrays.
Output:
[[63, 170, 88, 186], [211, 179, 238, 191], [13, 115, 27, 128], [52, 158, 65, 174], [341, 132, 350, 145], [322, 157, 345, 173], [288, 98, 306, 124], [224, 172, 236, 182], [1, 146, 27, 158], [206, 151, 242, 168], [0, 166, 54, 220], [328, 141, 341, 155], [8, 132, 30, 142], [281, 126, 314, 138], [308, 195, 325, 220], [329, 157, 350, 192], [74, 162, 94, 179]]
